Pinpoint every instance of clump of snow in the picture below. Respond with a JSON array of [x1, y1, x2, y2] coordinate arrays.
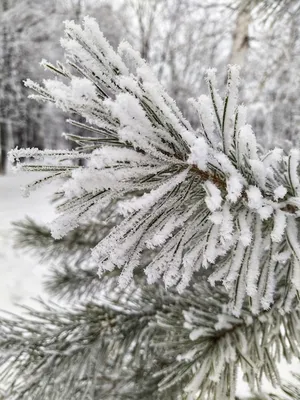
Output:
[[187, 137, 208, 171], [271, 210, 286, 242], [204, 181, 222, 212], [274, 185, 287, 201], [226, 175, 243, 203], [246, 186, 263, 210]]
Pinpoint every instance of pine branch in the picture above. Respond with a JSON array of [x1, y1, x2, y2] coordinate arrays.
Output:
[[0, 287, 174, 400], [13, 204, 120, 265], [280, 372, 300, 399], [0, 299, 155, 399], [0, 280, 299, 400], [6, 17, 300, 400], [9, 17, 300, 315], [44, 264, 103, 300], [13, 217, 153, 301]]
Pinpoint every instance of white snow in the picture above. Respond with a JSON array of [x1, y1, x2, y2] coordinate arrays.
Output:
[[238, 124, 258, 160], [226, 174, 243, 202], [274, 185, 287, 201], [246, 185, 263, 209], [223, 65, 240, 154], [271, 209, 286, 243], [238, 210, 252, 247], [187, 136, 208, 170], [0, 170, 55, 312], [204, 181, 222, 212], [249, 159, 266, 189], [189, 95, 217, 148]]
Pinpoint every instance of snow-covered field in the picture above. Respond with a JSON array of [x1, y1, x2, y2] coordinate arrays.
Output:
[[0, 170, 299, 397], [0, 170, 55, 311]]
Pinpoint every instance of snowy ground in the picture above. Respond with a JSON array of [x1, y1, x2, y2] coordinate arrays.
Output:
[[0, 171, 299, 397], [0, 170, 55, 311]]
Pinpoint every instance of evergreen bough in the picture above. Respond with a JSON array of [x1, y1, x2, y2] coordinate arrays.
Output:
[[3, 17, 300, 399]]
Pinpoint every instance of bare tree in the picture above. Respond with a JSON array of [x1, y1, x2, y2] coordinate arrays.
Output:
[[128, 0, 161, 61], [0, 0, 12, 173], [228, 2, 253, 67]]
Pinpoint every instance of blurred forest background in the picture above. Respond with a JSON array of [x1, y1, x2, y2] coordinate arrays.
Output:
[[0, 0, 299, 174]]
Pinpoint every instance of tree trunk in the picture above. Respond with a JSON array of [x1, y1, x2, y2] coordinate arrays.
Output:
[[229, 3, 253, 68], [0, 0, 10, 174]]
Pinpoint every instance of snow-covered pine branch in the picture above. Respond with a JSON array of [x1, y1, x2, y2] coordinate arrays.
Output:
[[9, 17, 300, 315]]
